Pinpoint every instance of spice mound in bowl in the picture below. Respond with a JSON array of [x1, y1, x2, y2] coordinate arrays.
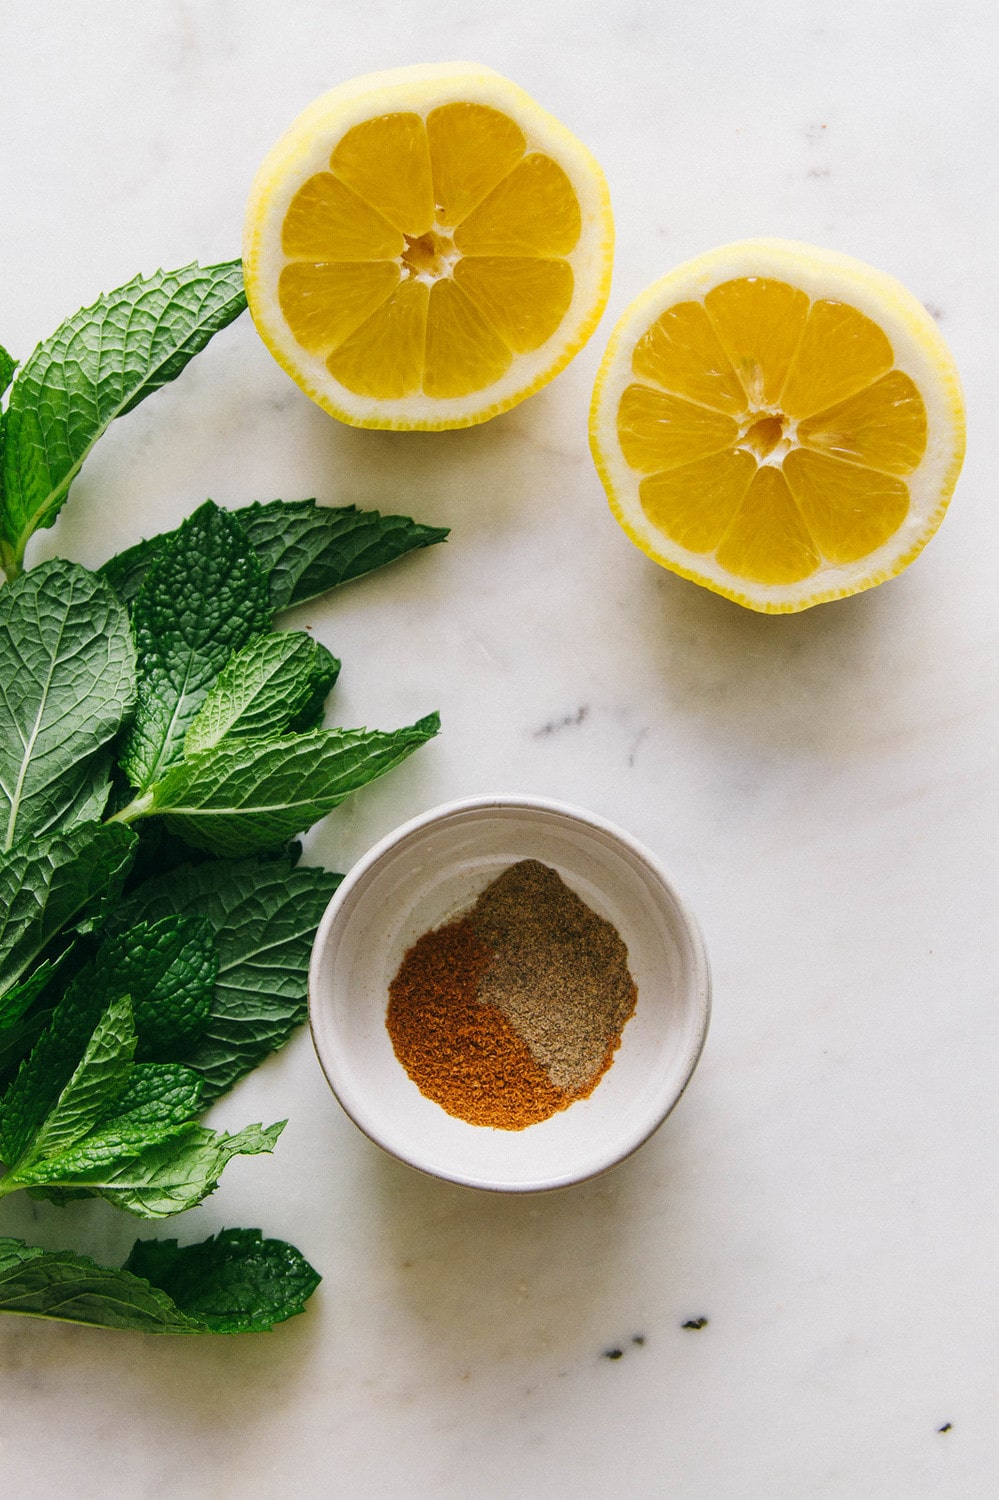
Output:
[[309, 796, 710, 1192], [387, 859, 637, 1129]]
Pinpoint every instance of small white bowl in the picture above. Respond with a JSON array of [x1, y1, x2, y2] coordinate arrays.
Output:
[[308, 795, 710, 1192]]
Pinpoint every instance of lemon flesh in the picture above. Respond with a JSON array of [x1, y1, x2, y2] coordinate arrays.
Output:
[[590, 240, 965, 612], [244, 64, 614, 430]]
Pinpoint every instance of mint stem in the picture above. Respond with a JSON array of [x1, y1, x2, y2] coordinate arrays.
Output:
[[107, 793, 157, 826]]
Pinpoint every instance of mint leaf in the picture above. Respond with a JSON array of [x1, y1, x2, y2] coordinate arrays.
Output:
[[53, 1119, 284, 1218], [0, 822, 137, 1004], [0, 1228, 318, 1332], [237, 500, 450, 610], [0, 981, 122, 1166], [0, 1237, 204, 1331], [0, 262, 246, 577], [118, 502, 272, 791], [0, 987, 283, 1217], [184, 632, 340, 756], [9, 994, 135, 1171], [96, 1063, 204, 1130], [98, 499, 449, 611], [106, 856, 339, 1102], [125, 1227, 320, 1332], [98, 535, 160, 608], [0, 561, 136, 850], [83, 915, 217, 1062], [0, 343, 15, 398], [147, 713, 440, 858], [0, 954, 64, 1035]]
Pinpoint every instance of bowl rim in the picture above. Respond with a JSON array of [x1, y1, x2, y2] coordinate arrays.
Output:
[[308, 793, 712, 1192]]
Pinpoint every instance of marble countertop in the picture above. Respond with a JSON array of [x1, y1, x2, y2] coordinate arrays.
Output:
[[1, 2, 996, 1495]]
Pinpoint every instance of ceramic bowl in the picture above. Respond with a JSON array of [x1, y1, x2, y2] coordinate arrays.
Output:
[[308, 795, 710, 1192]]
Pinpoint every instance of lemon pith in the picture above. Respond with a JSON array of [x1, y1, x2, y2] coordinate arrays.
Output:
[[589, 240, 965, 613], [244, 63, 614, 430]]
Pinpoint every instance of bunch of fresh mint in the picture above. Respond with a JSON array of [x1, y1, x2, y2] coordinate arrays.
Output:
[[0, 260, 446, 1332]]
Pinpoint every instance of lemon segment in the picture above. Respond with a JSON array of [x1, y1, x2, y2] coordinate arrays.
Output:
[[424, 280, 512, 398], [329, 113, 436, 237], [631, 301, 747, 417], [278, 260, 400, 354], [452, 257, 574, 353], [282, 173, 404, 260], [326, 279, 429, 399], [425, 103, 526, 223], [796, 370, 927, 473], [452, 154, 582, 256], [703, 277, 809, 406], [589, 239, 965, 612], [244, 63, 614, 429]]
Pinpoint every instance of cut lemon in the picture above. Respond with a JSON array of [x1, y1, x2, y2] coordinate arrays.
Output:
[[589, 240, 965, 612], [243, 63, 614, 430]]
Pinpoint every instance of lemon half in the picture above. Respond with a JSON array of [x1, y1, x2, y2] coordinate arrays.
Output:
[[244, 63, 614, 430], [589, 240, 965, 612]]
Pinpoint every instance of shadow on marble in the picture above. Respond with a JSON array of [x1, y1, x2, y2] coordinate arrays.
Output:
[[363, 1097, 707, 1372], [634, 558, 938, 758]]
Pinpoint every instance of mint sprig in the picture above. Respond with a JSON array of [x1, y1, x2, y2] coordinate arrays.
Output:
[[101, 497, 450, 611], [0, 261, 246, 580], [0, 257, 448, 1331], [107, 855, 342, 1102], [0, 1228, 319, 1332], [0, 561, 136, 850], [119, 501, 273, 792]]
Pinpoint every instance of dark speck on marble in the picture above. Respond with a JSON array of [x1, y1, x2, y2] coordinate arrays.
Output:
[[533, 705, 589, 738], [938, 1422, 952, 1433], [682, 1316, 709, 1330], [602, 1335, 646, 1360], [627, 726, 649, 767]]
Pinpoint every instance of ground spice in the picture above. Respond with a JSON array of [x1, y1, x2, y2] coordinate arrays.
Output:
[[386, 917, 574, 1129], [472, 860, 637, 1093], [385, 860, 638, 1130]]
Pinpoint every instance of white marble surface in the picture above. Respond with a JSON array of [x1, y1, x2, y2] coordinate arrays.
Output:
[[1, 2, 997, 1495]]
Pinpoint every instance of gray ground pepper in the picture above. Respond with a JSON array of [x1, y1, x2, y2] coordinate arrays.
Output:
[[469, 859, 637, 1092]]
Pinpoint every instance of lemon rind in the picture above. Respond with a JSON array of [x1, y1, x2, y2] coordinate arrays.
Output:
[[589, 238, 966, 613], [244, 63, 614, 431]]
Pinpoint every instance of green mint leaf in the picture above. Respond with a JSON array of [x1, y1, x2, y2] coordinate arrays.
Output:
[[125, 1227, 320, 1333], [149, 713, 440, 858], [0, 973, 104, 1165], [118, 501, 272, 791], [0, 561, 136, 851], [0, 822, 137, 1005], [0, 996, 135, 1182], [0, 343, 15, 398], [98, 534, 161, 607], [0, 924, 208, 1170], [106, 856, 339, 1102], [85, 915, 217, 1062], [26, 1062, 205, 1180], [0, 1227, 318, 1332], [0, 945, 80, 1088], [97, 499, 449, 611], [1, 980, 281, 1216], [0, 1236, 204, 1332], [0, 955, 61, 1035], [184, 632, 340, 757], [237, 499, 450, 610], [0, 262, 246, 575], [52, 1119, 285, 1219], [96, 1062, 204, 1130]]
